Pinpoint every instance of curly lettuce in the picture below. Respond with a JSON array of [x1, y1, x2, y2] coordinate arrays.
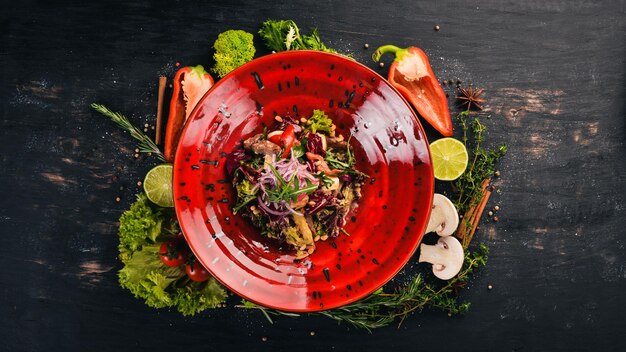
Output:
[[305, 109, 333, 134], [117, 194, 227, 315]]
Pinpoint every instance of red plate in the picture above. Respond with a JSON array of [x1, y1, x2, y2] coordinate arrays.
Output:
[[174, 51, 433, 312]]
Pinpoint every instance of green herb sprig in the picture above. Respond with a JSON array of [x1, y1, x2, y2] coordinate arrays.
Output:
[[91, 103, 165, 162], [453, 110, 507, 217], [265, 163, 318, 203]]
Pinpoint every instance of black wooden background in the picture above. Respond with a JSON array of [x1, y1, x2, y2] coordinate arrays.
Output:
[[2, 0, 625, 351]]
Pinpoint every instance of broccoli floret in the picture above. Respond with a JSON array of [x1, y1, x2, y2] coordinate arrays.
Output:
[[212, 29, 256, 78]]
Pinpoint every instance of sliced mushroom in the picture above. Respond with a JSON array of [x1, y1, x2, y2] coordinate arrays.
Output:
[[418, 236, 464, 280], [425, 193, 459, 236]]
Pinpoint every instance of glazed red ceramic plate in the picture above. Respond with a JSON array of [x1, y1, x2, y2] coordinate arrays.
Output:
[[174, 51, 433, 312]]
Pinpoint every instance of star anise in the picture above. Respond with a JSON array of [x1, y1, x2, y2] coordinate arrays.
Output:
[[456, 86, 485, 110]]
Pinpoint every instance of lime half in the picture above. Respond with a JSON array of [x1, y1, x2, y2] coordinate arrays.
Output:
[[144, 164, 174, 207], [429, 138, 469, 181]]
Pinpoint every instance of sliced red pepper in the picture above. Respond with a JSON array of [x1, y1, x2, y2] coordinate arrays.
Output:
[[164, 65, 214, 162], [280, 125, 296, 158], [373, 45, 453, 136], [267, 130, 283, 145]]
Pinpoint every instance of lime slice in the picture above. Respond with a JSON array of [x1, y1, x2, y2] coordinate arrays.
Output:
[[144, 164, 174, 207], [429, 138, 468, 181]]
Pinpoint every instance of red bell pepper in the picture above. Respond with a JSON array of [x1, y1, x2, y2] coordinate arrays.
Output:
[[372, 45, 453, 136], [280, 125, 296, 158], [164, 65, 214, 162]]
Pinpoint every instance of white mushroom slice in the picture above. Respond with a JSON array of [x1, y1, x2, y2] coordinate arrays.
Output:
[[418, 236, 464, 280], [425, 193, 459, 236]]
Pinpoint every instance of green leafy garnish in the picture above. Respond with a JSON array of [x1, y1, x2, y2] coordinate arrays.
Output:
[[91, 103, 165, 162], [453, 111, 507, 217], [258, 19, 339, 54], [117, 194, 227, 315], [305, 109, 333, 133], [233, 179, 259, 214], [265, 164, 318, 203], [117, 193, 162, 260], [212, 29, 256, 78], [315, 172, 335, 188]]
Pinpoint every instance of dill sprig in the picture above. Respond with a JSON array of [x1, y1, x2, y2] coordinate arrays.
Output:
[[238, 244, 489, 332], [91, 103, 165, 162], [453, 110, 507, 216]]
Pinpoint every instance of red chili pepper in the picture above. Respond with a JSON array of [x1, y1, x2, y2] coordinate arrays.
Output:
[[373, 45, 453, 136], [164, 65, 214, 162], [280, 125, 296, 158]]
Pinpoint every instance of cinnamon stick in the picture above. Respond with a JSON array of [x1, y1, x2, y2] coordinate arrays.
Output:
[[463, 189, 491, 248], [155, 76, 167, 145], [457, 179, 491, 247]]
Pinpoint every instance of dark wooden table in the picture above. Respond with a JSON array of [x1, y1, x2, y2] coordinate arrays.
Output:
[[2, 1, 625, 351]]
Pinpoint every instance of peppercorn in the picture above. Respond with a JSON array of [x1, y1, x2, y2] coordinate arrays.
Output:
[[443, 80, 448, 85], [364, 43, 369, 49], [115, 197, 121, 202], [261, 337, 268, 342], [456, 79, 462, 84], [134, 153, 139, 158], [137, 181, 142, 187], [379, 62, 385, 68], [488, 284, 493, 290], [144, 123, 149, 128], [488, 211, 493, 217], [494, 205, 500, 211], [134, 148, 139, 153], [310, 331, 316, 336], [493, 216, 499, 222], [495, 170, 501, 177], [434, 25, 440, 31]]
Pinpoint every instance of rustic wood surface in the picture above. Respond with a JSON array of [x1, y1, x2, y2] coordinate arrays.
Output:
[[1, 0, 625, 351]]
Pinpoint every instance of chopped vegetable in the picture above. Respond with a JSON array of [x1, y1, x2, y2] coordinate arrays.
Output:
[[212, 29, 256, 78], [117, 194, 227, 315], [258, 19, 339, 54], [305, 109, 333, 133]]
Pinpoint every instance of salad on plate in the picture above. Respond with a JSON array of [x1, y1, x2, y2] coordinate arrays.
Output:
[[226, 109, 367, 259]]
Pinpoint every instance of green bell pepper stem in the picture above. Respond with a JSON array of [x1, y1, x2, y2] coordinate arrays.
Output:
[[372, 45, 410, 63]]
